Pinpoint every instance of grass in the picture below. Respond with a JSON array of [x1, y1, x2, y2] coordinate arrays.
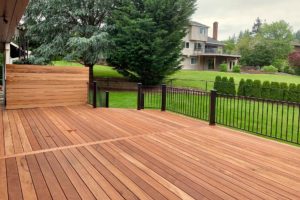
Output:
[[90, 90, 300, 145], [53, 61, 300, 90], [52, 61, 123, 78]]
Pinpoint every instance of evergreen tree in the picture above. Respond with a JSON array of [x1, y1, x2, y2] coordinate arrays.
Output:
[[228, 77, 236, 95], [261, 81, 271, 99], [251, 17, 263, 35], [270, 82, 280, 100], [238, 79, 246, 96], [221, 77, 228, 94], [245, 79, 254, 97], [214, 76, 222, 91], [252, 80, 262, 98], [279, 82, 288, 101], [107, 0, 196, 85], [24, 0, 116, 82]]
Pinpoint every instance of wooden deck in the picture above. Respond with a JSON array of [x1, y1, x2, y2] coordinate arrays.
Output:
[[0, 106, 300, 200]]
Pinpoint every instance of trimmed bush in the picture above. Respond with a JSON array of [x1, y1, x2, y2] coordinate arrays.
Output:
[[214, 76, 222, 91], [270, 82, 280, 100], [237, 79, 246, 96], [297, 84, 300, 102], [244, 79, 254, 97], [252, 80, 262, 98], [287, 83, 298, 102], [272, 59, 288, 72], [279, 83, 288, 101], [219, 63, 228, 72], [232, 65, 241, 73], [228, 77, 236, 95], [220, 77, 228, 94], [261, 81, 271, 99], [261, 65, 278, 73]]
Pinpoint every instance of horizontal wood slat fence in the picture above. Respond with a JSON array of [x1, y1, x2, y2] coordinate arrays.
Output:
[[6, 64, 89, 109]]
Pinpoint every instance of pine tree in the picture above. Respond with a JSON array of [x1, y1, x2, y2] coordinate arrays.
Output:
[[238, 79, 246, 96]]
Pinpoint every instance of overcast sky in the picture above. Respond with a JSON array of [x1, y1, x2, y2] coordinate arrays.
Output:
[[192, 0, 300, 40]]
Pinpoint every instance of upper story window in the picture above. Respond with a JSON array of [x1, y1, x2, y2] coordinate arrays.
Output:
[[185, 42, 190, 48], [199, 27, 206, 35], [194, 43, 202, 51]]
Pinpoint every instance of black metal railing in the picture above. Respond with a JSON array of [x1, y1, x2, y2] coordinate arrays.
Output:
[[215, 94, 300, 144], [89, 81, 110, 108], [137, 83, 300, 145]]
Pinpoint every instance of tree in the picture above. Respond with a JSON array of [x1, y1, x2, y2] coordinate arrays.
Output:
[[295, 30, 300, 41], [289, 52, 300, 75], [237, 79, 246, 96], [107, 0, 196, 85], [24, 0, 116, 82], [251, 17, 263, 35], [223, 36, 236, 54]]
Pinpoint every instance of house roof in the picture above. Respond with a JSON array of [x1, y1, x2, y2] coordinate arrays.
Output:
[[292, 41, 300, 47], [207, 37, 224, 46], [190, 21, 209, 28], [0, 0, 29, 44]]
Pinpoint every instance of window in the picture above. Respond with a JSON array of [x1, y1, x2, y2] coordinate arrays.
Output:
[[194, 43, 202, 50], [185, 42, 190, 48], [200, 27, 206, 35], [191, 57, 197, 65]]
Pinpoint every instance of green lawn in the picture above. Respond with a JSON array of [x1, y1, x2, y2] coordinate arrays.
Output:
[[53, 60, 300, 90], [97, 91, 299, 145], [52, 61, 123, 78]]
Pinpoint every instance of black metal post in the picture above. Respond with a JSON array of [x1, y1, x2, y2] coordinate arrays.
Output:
[[137, 83, 142, 110], [105, 91, 109, 108], [209, 89, 217, 125], [141, 93, 144, 109], [93, 81, 97, 108], [161, 84, 167, 111]]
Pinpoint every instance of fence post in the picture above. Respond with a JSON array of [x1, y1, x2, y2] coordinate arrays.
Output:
[[105, 91, 109, 108], [137, 83, 142, 110], [141, 93, 144, 109], [93, 81, 97, 108], [161, 84, 167, 111], [209, 89, 217, 125]]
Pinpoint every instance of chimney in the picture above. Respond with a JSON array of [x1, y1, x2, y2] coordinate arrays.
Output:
[[213, 22, 218, 40]]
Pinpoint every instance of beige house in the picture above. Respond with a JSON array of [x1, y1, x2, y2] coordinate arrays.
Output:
[[182, 21, 240, 71]]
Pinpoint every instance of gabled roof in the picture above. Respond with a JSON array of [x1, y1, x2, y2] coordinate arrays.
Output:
[[190, 21, 209, 28], [207, 37, 224, 46], [292, 41, 300, 47]]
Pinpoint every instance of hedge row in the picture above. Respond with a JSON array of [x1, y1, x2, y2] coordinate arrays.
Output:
[[214, 76, 236, 95], [237, 79, 300, 102], [213, 77, 300, 102]]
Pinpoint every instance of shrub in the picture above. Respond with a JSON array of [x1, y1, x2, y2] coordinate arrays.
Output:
[[220, 77, 228, 94], [279, 83, 288, 101], [237, 79, 246, 96], [288, 52, 300, 75], [297, 84, 300, 102], [214, 76, 222, 91], [270, 82, 280, 100], [261, 81, 271, 99], [219, 63, 228, 72], [287, 83, 298, 102], [228, 77, 236, 95], [232, 65, 241, 73], [252, 80, 262, 98], [244, 79, 254, 97], [261, 65, 278, 73], [272, 59, 288, 72]]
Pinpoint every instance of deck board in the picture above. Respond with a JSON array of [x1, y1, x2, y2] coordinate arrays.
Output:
[[0, 105, 300, 200]]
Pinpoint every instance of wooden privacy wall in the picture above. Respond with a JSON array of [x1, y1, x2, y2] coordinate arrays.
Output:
[[6, 64, 89, 109]]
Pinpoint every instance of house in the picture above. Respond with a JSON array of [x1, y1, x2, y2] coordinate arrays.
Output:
[[181, 21, 240, 71], [292, 41, 300, 52]]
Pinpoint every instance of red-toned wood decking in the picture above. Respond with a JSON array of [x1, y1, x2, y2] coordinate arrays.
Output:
[[0, 106, 300, 200]]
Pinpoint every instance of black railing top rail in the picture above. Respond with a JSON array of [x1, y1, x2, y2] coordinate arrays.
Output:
[[167, 86, 210, 94]]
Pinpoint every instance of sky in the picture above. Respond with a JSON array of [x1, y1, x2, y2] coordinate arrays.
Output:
[[192, 0, 300, 40]]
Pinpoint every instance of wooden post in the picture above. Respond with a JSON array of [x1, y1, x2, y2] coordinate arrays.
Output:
[[209, 90, 217, 125], [161, 84, 167, 111]]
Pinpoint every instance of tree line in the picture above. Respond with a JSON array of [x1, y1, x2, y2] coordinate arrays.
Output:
[[23, 0, 196, 85]]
